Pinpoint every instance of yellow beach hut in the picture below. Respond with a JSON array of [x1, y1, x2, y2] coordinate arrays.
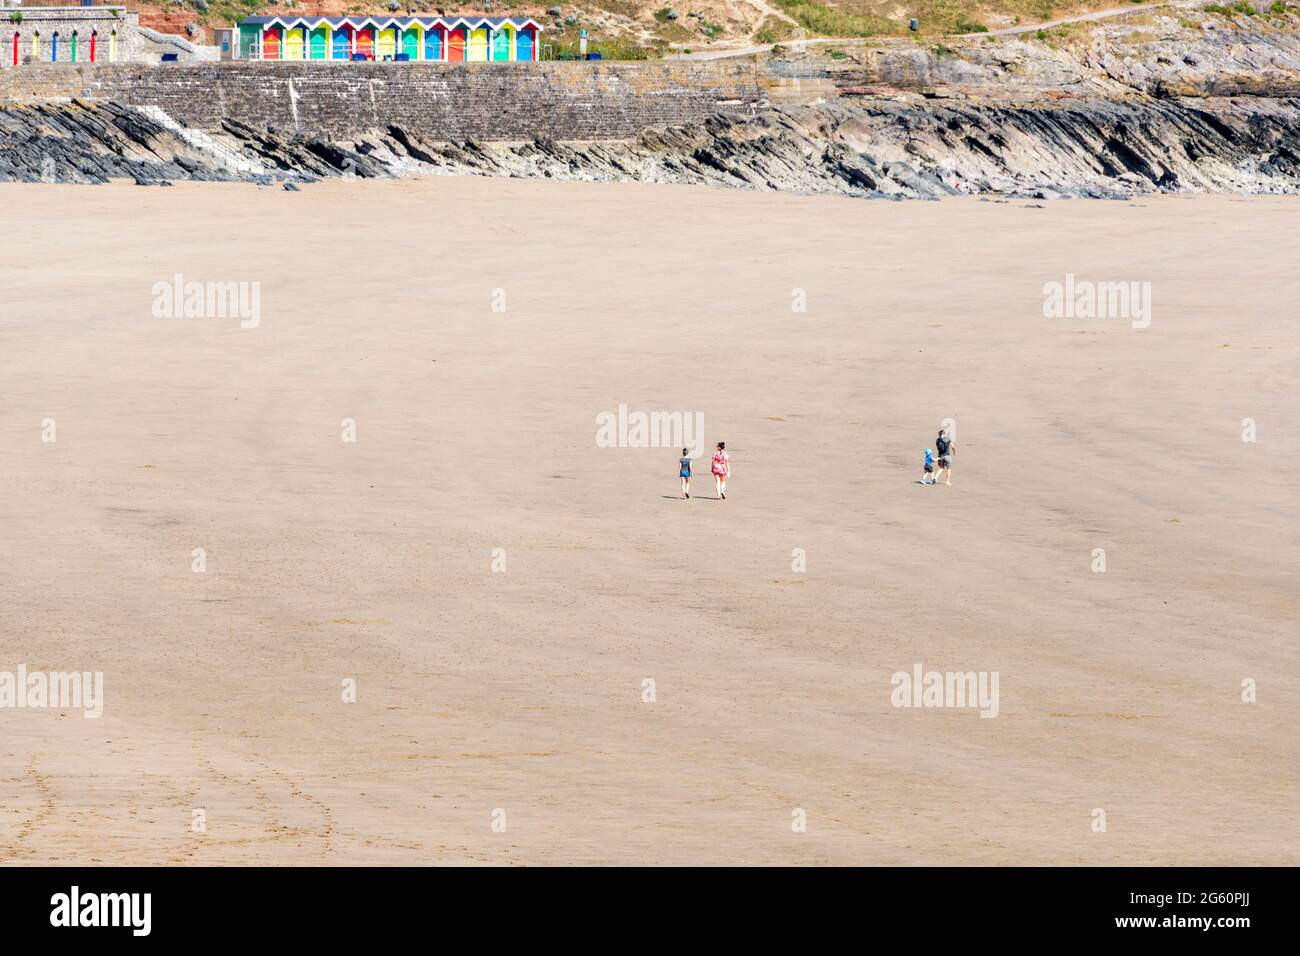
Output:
[[284, 24, 305, 60], [468, 24, 489, 61]]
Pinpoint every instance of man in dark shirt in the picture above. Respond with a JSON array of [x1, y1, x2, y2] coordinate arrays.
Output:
[[935, 428, 955, 486]]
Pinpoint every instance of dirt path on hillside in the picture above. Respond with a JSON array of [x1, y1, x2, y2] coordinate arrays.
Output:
[[672, 1, 1198, 58]]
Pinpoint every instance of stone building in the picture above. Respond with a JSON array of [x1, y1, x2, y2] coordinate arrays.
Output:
[[3, 6, 139, 66], [2, 5, 205, 67]]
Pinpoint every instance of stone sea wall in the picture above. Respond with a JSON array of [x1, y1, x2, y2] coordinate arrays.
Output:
[[0, 60, 769, 140]]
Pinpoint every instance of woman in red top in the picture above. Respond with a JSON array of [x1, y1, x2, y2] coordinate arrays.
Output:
[[711, 442, 731, 500]]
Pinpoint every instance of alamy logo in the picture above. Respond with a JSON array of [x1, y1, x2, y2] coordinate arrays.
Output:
[[1042, 274, 1151, 329], [0, 666, 103, 718], [595, 403, 704, 456], [50, 886, 151, 936], [151, 273, 261, 329], [890, 664, 1000, 718]]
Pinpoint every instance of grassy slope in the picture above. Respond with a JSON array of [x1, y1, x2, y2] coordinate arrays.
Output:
[[136, 0, 1160, 50]]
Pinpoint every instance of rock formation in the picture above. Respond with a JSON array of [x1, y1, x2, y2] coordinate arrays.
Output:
[[4, 11, 1300, 198]]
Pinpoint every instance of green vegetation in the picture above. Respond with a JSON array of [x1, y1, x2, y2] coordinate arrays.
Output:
[[773, 0, 900, 38], [546, 36, 658, 59], [583, 0, 644, 17], [755, 16, 797, 44], [205, 0, 268, 27], [1203, 0, 1258, 13], [769, 0, 1085, 38], [132, 0, 1289, 58], [9, 11, 22, 24], [897, 0, 1056, 35], [649, 19, 695, 44]]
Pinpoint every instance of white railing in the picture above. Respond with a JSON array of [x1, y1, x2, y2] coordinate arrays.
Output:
[[236, 42, 534, 62], [240, 47, 441, 62]]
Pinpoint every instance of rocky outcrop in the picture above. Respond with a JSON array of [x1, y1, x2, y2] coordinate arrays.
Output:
[[1075, 14, 1300, 97], [5, 94, 1299, 198], [780, 11, 1300, 100], [4, 13, 1300, 198], [379, 96, 1300, 198], [0, 100, 242, 184]]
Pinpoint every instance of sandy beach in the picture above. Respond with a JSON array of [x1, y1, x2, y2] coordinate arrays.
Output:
[[1, 179, 1296, 865]]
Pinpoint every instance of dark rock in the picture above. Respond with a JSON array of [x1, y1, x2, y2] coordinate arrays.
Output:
[[5, 88, 1300, 200]]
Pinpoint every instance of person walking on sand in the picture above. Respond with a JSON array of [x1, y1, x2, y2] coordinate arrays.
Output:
[[711, 442, 731, 499], [678, 448, 692, 499], [921, 447, 935, 484], [935, 427, 955, 486]]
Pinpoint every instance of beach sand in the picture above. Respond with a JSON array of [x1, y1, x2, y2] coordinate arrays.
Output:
[[1, 180, 1296, 865]]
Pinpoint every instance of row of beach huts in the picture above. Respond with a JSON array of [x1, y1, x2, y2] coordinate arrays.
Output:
[[231, 16, 544, 62], [3, 9, 546, 67]]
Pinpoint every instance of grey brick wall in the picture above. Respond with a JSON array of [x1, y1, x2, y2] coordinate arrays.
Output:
[[0, 60, 769, 140]]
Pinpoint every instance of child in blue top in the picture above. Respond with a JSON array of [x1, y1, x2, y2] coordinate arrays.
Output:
[[678, 448, 692, 499], [921, 448, 935, 484]]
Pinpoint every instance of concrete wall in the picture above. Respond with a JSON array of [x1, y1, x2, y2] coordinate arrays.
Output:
[[137, 25, 211, 63], [0, 60, 768, 139]]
